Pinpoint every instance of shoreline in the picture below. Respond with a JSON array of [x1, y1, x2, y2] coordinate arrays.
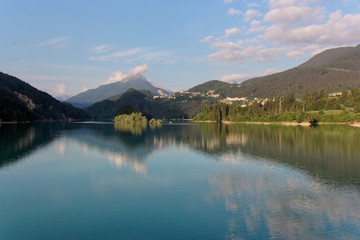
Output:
[[193, 120, 360, 127], [223, 121, 312, 126], [0, 119, 90, 124]]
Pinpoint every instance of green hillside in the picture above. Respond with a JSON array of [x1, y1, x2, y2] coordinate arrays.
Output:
[[85, 88, 157, 120], [187, 44, 360, 99], [237, 44, 360, 98], [299, 45, 360, 69], [0, 72, 89, 122], [187, 80, 231, 93], [236, 67, 360, 98]]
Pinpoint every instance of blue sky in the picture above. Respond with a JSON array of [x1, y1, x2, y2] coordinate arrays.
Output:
[[1, 0, 360, 97]]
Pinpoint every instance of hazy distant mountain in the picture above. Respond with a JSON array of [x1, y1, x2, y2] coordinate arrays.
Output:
[[85, 88, 156, 120], [189, 44, 360, 98], [0, 72, 88, 121], [66, 74, 173, 108]]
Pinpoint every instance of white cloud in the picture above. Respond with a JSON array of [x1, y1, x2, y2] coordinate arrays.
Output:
[[225, 27, 242, 37], [286, 50, 304, 58], [227, 8, 242, 16], [91, 44, 111, 53], [208, 43, 253, 63], [200, 36, 214, 43], [221, 73, 258, 82], [224, 0, 233, 3], [255, 47, 283, 62], [250, 20, 262, 27], [307, 45, 337, 57], [264, 10, 360, 46], [127, 50, 171, 63], [82, 86, 89, 92], [265, 68, 278, 75], [105, 64, 149, 84], [248, 26, 267, 33], [203, 0, 360, 67], [269, 0, 324, 9], [211, 40, 243, 50], [90, 47, 144, 62], [37, 36, 71, 47], [208, 40, 283, 64], [128, 64, 149, 75], [90, 47, 171, 63], [55, 83, 66, 95], [264, 6, 325, 26], [269, 0, 296, 9], [247, 3, 260, 8], [244, 9, 262, 21], [106, 72, 127, 84], [221, 69, 278, 83]]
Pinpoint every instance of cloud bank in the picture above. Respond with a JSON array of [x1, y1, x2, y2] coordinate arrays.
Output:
[[206, 0, 360, 65]]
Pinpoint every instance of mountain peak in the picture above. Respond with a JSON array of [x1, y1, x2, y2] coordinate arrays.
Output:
[[66, 74, 172, 108], [119, 73, 147, 83]]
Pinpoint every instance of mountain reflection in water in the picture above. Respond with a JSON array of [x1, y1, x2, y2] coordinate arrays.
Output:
[[0, 122, 360, 239], [1, 122, 360, 186]]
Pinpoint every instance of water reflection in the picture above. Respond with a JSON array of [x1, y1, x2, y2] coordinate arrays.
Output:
[[114, 122, 147, 135], [208, 169, 360, 239], [1, 122, 360, 239], [1, 122, 360, 187], [0, 123, 60, 167], [106, 151, 147, 174]]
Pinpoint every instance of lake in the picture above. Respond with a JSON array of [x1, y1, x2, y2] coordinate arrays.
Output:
[[0, 122, 359, 239]]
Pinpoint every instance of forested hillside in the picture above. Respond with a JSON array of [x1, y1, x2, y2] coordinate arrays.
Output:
[[194, 88, 360, 123], [188, 45, 360, 99], [0, 72, 88, 122], [85, 88, 218, 120]]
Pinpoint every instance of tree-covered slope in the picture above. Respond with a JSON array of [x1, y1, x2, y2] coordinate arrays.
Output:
[[85, 88, 218, 120], [84, 88, 157, 120], [187, 80, 232, 93], [236, 67, 360, 98], [299, 44, 360, 69], [0, 72, 89, 121], [236, 44, 360, 98], [191, 45, 360, 99]]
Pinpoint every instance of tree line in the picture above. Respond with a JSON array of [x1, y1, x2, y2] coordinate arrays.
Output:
[[193, 88, 360, 123]]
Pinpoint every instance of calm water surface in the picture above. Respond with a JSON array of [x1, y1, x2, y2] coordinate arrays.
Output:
[[0, 122, 359, 239]]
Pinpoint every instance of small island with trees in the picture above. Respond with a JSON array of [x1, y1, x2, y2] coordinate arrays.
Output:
[[114, 112, 162, 126], [113, 111, 162, 135]]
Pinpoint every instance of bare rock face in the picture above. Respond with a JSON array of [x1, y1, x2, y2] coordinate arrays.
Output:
[[14, 91, 37, 110]]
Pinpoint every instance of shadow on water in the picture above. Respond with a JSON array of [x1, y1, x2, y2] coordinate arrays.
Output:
[[1, 122, 360, 187], [0, 123, 62, 168]]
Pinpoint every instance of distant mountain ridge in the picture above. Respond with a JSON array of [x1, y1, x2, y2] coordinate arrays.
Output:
[[188, 44, 360, 98], [0, 72, 88, 121], [84, 88, 219, 120], [66, 74, 173, 108], [299, 44, 360, 69]]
